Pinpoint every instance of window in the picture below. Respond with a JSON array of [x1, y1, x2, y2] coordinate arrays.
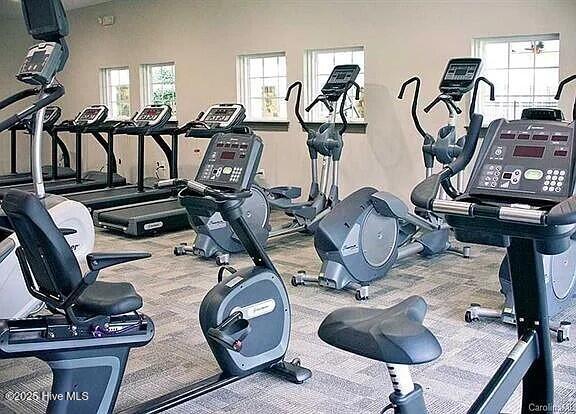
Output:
[[237, 52, 287, 121], [100, 67, 131, 120], [141, 63, 177, 118], [474, 34, 560, 122], [305, 47, 365, 122]]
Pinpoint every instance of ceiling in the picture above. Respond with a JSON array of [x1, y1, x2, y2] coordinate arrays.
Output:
[[0, 0, 113, 19]]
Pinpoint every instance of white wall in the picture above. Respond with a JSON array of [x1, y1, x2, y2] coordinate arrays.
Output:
[[1, 0, 575, 202]]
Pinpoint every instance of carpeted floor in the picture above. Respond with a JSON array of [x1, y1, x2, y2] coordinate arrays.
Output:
[[0, 213, 575, 414]]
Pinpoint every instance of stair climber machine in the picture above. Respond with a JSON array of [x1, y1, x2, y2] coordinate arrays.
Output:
[[292, 58, 492, 300], [466, 74, 576, 342], [179, 64, 361, 265], [0, 0, 95, 319], [0, 105, 77, 186], [318, 109, 574, 414], [122, 129, 311, 414]]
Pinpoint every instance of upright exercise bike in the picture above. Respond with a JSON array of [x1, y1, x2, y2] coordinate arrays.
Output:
[[466, 74, 576, 342], [292, 58, 492, 300], [182, 64, 361, 265], [319, 107, 573, 413], [125, 129, 311, 413]]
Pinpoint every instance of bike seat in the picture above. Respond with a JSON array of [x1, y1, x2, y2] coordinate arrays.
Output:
[[318, 296, 442, 365], [76, 281, 143, 316]]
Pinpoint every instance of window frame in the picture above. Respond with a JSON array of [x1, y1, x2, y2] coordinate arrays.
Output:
[[473, 33, 560, 122], [140, 62, 177, 120], [304, 46, 365, 123], [237, 51, 288, 122], [99, 66, 131, 120]]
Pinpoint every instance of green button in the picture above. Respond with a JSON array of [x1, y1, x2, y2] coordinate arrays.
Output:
[[524, 169, 544, 180]]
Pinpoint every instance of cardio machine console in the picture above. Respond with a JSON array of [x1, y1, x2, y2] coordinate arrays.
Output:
[[20, 106, 61, 130], [321, 64, 361, 101], [195, 132, 263, 192], [468, 119, 575, 204], [133, 104, 172, 127], [17, 42, 64, 86], [73, 105, 108, 126], [185, 104, 246, 138], [439, 58, 482, 100]]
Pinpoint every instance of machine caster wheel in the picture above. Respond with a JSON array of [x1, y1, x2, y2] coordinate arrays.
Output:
[[174, 243, 188, 256], [557, 321, 571, 343], [291, 272, 306, 286], [462, 246, 471, 258], [465, 311, 474, 323], [290, 358, 301, 366], [215, 254, 230, 266], [465, 303, 481, 323]]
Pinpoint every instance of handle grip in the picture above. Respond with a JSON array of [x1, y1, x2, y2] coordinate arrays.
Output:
[[547, 195, 576, 225], [447, 113, 483, 175], [285, 81, 310, 133], [554, 74, 576, 121], [398, 76, 427, 138], [469, 77, 495, 120], [338, 80, 361, 135]]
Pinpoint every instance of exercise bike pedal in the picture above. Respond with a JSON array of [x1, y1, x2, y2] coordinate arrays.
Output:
[[270, 358, 312, 384]]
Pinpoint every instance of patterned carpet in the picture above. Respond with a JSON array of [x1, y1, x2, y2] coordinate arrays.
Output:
[[0, 212, 575, 414]]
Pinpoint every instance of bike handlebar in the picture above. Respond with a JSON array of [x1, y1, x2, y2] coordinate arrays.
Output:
[[158, 178, 252, 201]]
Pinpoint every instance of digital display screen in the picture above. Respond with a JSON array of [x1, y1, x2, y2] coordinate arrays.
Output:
[[552, 135, 569, 142], [327, 68, 354, 85], [532, 134, 549, 141], [444, 63, 479, 81], [554, 150, 568, 157], [220, 151, 236, 160], [517, 134, 530, 140], [513, 145, 545, 158], [137, 107, 163, 120], [502, 172, 513, 179], [205, 107, 237, 122], [77, 108, 101, 121]]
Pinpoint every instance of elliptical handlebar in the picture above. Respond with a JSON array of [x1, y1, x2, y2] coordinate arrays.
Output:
[[0, 84, 64, 133], [469, 77, 496, 121], [554, 74, 576, 121], [338, 80, 361, 135], [285, 81, 310, 134], [398, 76, 427, 139], [424, 94, 462, 116]]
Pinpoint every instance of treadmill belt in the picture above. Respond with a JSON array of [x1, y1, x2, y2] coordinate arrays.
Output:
[[68, 186, 171, 211]]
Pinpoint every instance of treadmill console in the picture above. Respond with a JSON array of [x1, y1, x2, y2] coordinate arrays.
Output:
[[73, 105, 108, 126], [133, 104, 172, 127], [468, 119, 575, 204], [321, 65, 361, 101], [195, 132, 263, 192], [439, 58, 482, 100], [185, 104, 246, 138], [20, 106, 61, 130]]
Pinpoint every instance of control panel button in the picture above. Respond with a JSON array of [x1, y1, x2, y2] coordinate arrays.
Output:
[[524, 169, 543, 180], [223, 167, 233, 174]]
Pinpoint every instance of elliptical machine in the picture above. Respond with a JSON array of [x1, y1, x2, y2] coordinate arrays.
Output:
[[466, 74, 576, 342], [0, 0, 95, 319], [292, 58, 492, 300], [127, 129, 311, 413], [181, 65, 361, 265]]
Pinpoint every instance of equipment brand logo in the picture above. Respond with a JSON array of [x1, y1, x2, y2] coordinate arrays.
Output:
[[527, 125, 545, 130], [70, 244, 79, 251]]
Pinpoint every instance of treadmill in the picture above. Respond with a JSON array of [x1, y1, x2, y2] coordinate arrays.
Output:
[[0, 106, 75, 186], [71, 104, 179, 212], [0, 104, 126, 198], [94, 103, 246, 236]]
